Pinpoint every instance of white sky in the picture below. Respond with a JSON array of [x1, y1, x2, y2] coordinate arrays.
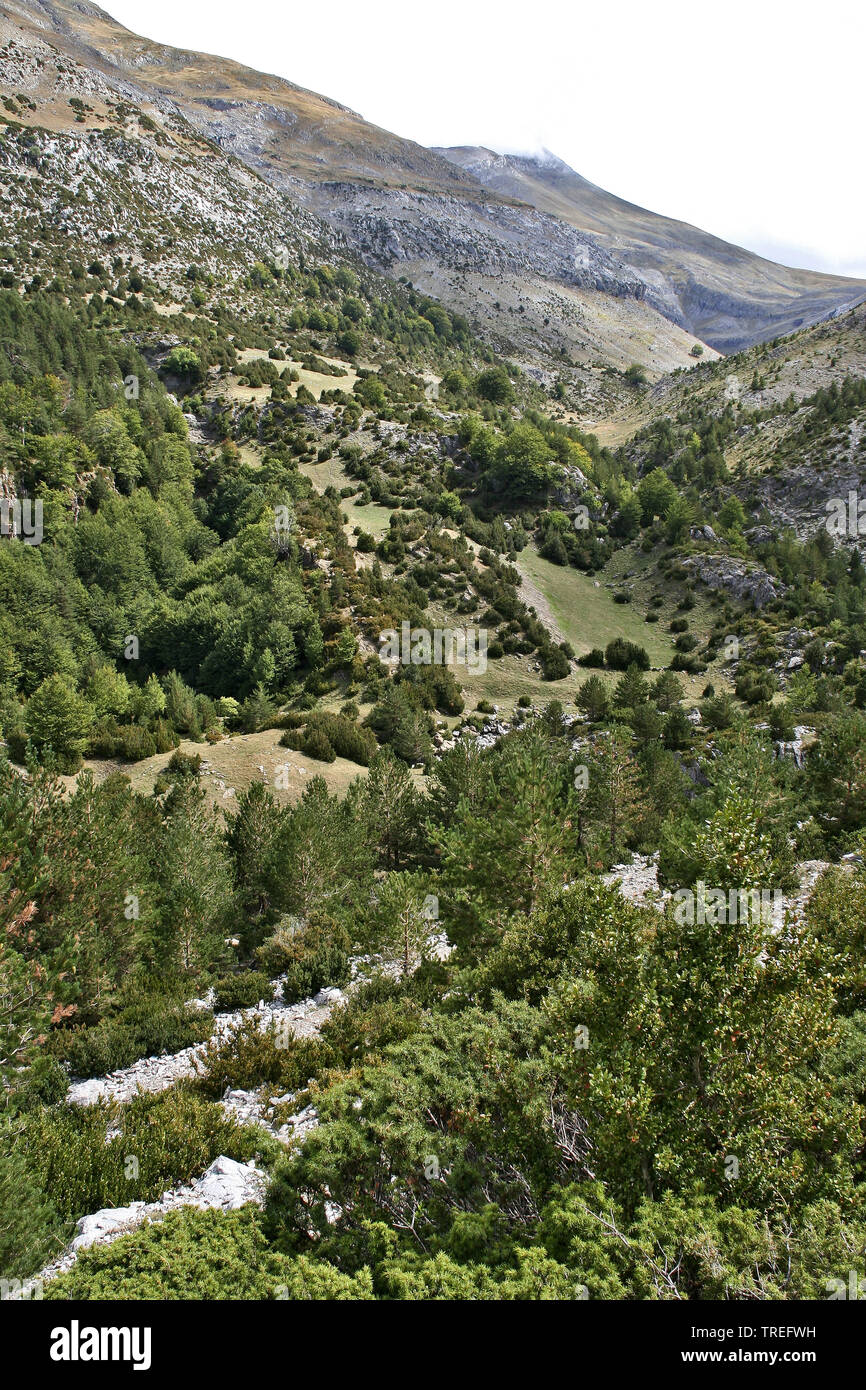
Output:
[[101, 0, 866, 279]]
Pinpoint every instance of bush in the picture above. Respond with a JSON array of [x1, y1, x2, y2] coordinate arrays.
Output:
[[42, 1207, 374, 1301], [297, 713, 377, 766], [605, 638, 650, 671], [0, 1138, 66, 1280], [212, 971, 273, 1013], [193, 1018, 332, 1097], [43, 1207, 347, 1301], [301, 726, 336, 763], [52, 997, 212, 1078], [278, 915, 352, 1005], [163, 346, 203, 383], [702, 692, 737, 730], [21, 1088, 262, 1221], [540, 646, 571, 680], [115, 723, 158, 761], [670, 653, 703, 674], [476, 366, 513, 403], [579, 648, 606, 668], [735, 668, 778, 705]]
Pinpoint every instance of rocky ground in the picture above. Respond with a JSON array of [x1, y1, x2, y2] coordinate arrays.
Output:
[[12, 943, 454, 1298], [15, 1155, 270, 1297], [604, 851, 852, 924], [65, 982, 340, 1109]]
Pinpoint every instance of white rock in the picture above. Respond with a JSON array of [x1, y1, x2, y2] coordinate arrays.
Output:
[[73, 1204, 146, 1251], [313, 986, 344, 1006], [193, 1156, 266, 1210]]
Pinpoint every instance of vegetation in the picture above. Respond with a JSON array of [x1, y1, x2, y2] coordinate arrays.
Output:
[[2, 80, 866, 1309]]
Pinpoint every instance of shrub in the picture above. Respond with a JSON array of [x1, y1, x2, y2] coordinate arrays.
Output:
[[701, 692, 737, 729], [301, 726, 336, 763], [212, 971, 273, 1013], [0, 1139, 66, 1280], [301, 713, 377, 766], [735, 666, 778, 705], [115, 723, 158, 761], [579, 648, 606, 668], [540, 646, 571, 680], [605, 638, 650, 671], [275, 915, 351, 1005], [52, 997, 212, 1078], [670, 653, 703, 673], [193, 1019, 332, 1097], [21, 1088, 262, 1220], [475, 366, 513, 403], [163, 346, 203, 383], [43, 1208, 373, 1301]]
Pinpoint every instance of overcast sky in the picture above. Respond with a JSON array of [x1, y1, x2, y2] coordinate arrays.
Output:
[[101, 0, 866, 279]]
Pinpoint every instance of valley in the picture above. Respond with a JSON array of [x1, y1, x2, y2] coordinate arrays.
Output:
[[1, 0, 865, 1317]]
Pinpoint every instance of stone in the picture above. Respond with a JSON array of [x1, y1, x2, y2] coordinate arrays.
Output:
[[73, 1204, 146, 1251]]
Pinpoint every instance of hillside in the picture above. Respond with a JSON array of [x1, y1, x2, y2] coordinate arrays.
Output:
[[3, 0, 863, 390], [437, 146, 866, 353], [598, 300, 866, 542], [2, 0, 866, 1328]]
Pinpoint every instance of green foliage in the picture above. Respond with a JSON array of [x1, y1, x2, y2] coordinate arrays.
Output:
[[18, 1088, 263, 1222], [25, 674, 92, 771], [212, 971, 272, 1013], [163, 346, 203, 383], [53, 996, 212, 1078], [605, 637, 650, 671]]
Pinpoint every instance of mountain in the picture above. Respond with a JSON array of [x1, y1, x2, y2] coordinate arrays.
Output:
[[603, 298, 866, 544], [0, 0, 710, 401], [1, 0, 478, 193], [435, 147, 866, 354], [5, 0, 866, 1324], [5, 0, 862, 389]]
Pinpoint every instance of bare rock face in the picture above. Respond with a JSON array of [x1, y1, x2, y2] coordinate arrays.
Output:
[[300, 185, 649, 302], [753, 459, 866, 547], [681, 553, 783, 608]]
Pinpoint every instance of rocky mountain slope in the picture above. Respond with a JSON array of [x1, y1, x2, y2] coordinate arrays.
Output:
[[436, 147, 866, 354], [602, 300, 866, 544], [4, 0, 862, 382]]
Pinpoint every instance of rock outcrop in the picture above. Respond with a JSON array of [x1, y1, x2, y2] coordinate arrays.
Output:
[[682, 553, 783, 608]]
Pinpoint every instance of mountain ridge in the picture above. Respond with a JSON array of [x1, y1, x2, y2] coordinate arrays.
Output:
[[2, 0, 864, 371], [435, 144, 866, 352]]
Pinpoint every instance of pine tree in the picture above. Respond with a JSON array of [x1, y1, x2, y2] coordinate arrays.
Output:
[[24, 674, 93, 772], [156, 781, 232, 980], [359, 748, 423, 871]]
